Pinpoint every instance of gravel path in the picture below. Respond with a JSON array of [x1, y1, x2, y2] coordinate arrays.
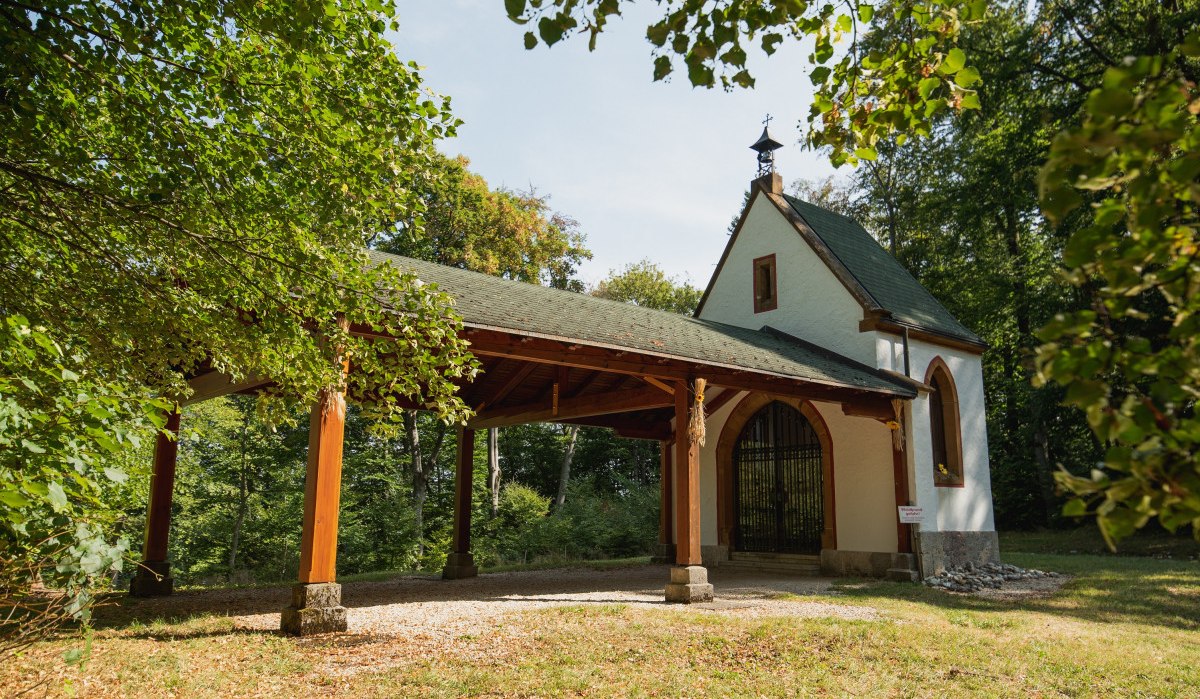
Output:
[[113, 564, 878, 641]]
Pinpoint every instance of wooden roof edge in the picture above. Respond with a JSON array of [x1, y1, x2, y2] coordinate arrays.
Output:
[[461, 322, 914, 399]]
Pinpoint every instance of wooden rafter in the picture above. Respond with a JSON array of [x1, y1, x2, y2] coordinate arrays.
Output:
[[470, 385, 674, 430]]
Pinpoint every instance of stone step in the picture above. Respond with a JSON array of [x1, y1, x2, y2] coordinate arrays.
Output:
[[724, 557, 820, 566], [719, 560, 822, 576]]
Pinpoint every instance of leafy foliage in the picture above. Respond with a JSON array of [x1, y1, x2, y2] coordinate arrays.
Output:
[[505, 0, 986, 164], [0, 0, 479, 641], [1035, 31, 1200, 544], [591, 260, 702, 315], [0, 317, 156, 650], [379, 153, 592, 291]]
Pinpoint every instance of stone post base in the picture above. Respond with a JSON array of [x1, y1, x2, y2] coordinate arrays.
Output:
[[665, 565, 714, 603], [442, 552, 478, 580], [650, 543, 676, 565], [280, 582, 348, 636], [129, 560, 173, 597]]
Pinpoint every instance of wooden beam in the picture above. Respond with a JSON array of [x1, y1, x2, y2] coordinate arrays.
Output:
[[185, 371, 270, 405], [702, 387, 739, 416], [470, 385, 674, 429], [674, 379, 702, 566], [642, 376, 675, 395], [470, 362, 537, 411], [298, 385, 348, 584], [564, 369, 605, 399], [841, 396, 896, 422]]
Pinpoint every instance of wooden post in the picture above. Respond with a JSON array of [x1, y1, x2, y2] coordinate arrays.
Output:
[[130, 409, 180, 597], [443, 426, 479, 579], [665, 379, 713, 603], [892, 403, 913, 555], [652, 439, 675, 563], [297, 387, 347, 584], [282, 353, 351, 635]]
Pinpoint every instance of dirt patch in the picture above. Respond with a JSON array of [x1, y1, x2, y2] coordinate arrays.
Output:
[[971, 574, 1072, 601]]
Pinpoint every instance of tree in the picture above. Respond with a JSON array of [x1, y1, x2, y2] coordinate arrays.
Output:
[[507, 0, 988, 165], [592, 260, 703, 315], [380, 153, 592, 290], [1, 0, 478, 635], [508, 0, 1200, 543]]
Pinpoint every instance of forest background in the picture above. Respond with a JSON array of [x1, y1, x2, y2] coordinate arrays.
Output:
[[98, 0, 1194, 586]]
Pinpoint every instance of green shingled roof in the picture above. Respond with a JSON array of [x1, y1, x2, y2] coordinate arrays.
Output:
[[367, 250, 914, 398], [783, 194, 983, 346]]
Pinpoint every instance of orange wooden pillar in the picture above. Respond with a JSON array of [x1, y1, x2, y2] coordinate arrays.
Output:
[[281, 385, 349, 635], [443, 426, 479, 579], [665, 379, 713, 603], [130, 409, 181, 597], [652, 439, 675, 563]]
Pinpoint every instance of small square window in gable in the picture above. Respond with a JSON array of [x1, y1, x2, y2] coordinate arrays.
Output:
[[753, 254, 777, 313]]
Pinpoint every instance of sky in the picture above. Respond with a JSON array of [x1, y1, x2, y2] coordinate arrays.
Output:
[[391, 0, 841, 288]]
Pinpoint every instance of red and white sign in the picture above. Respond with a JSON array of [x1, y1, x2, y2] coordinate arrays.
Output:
[[897, 506, 924, 524]]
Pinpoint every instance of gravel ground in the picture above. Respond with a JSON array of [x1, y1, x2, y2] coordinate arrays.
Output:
[[111, 564, 877, 641]]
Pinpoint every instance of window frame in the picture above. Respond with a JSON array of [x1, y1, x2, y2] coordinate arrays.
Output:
[[924, 357, 965, 488], [752, 254, 778, 314]]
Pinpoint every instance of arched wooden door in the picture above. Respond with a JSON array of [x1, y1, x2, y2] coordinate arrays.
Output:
[[733, 401, 825, 554]]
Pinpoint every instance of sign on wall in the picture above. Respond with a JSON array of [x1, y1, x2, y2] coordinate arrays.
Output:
[[897, 506, 924, 524]]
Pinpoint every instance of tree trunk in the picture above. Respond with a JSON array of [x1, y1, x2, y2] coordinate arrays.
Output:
[[404, 410, 426, 557], [555, 425, 580, 509], [229, 424, 249, 578], [488, 427, 501, 517]]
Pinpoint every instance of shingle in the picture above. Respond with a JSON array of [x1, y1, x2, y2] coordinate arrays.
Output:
[[782, 195, 983, 346], [367, 250, 914, 397]]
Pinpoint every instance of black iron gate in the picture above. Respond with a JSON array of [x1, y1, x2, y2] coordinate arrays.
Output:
[[733, 402, 824, 554]]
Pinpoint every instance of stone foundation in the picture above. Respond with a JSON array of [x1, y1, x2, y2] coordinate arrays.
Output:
[[701, 544, 729, 567], [820, 549, 919, 578], [915, 530, 1001, 576], [442, 552, 478, 580], [664, 565, 714, 603], [129, 560, 173, 597], [280, 582, 347, 636]]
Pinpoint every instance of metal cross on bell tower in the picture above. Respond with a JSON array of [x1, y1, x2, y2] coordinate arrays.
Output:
[[749, 114, 784, 177]]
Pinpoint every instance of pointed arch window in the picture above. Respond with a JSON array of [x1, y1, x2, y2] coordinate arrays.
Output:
[[925, 358, 964, 487]]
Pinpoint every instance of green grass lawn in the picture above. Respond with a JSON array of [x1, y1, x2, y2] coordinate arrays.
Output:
[[5, 549, 1198, 697]]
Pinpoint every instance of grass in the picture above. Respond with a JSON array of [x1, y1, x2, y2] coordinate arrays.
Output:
[[1000, 526, 1200, 559], [5, 546, 1198, 697]]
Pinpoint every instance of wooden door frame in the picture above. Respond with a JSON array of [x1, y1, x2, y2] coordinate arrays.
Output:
[[716, 393, 837, 552]]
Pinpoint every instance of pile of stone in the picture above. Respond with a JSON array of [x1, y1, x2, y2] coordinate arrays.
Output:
[[923, 561, 1059, 593]]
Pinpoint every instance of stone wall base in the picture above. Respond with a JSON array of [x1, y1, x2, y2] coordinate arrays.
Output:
[[129, 560, 173, 597], [442, 552, 478, 580], [820, 550, 919, 578], [701, 545, 729, 567], [915, 530, 1001, 576], [664, 565, 714, 603], [281, 582, 347, 636]]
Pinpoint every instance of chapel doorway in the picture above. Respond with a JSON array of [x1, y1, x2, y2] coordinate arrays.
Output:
[[732, 401, 824, 554]]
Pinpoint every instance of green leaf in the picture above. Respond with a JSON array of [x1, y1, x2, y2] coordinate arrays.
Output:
[[1062, 498, 1088, 517], [0, 489, 32, 508], [954, 66, 981, 87], [810, 66, 832, 85], [47, 482, 68, 511], [854, 146, 878, 161], [523, 31, 537, 50], [857, 4, 874, 23], [103, 467, 128, 484], [504, 0, 526, 19], [943, 48, 966, 73], [918, 77, 940, 99]]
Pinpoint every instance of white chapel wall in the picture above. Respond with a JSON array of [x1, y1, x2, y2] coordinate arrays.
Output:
[[875, 334, 996, 533], [697, 194, 876, 365]]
